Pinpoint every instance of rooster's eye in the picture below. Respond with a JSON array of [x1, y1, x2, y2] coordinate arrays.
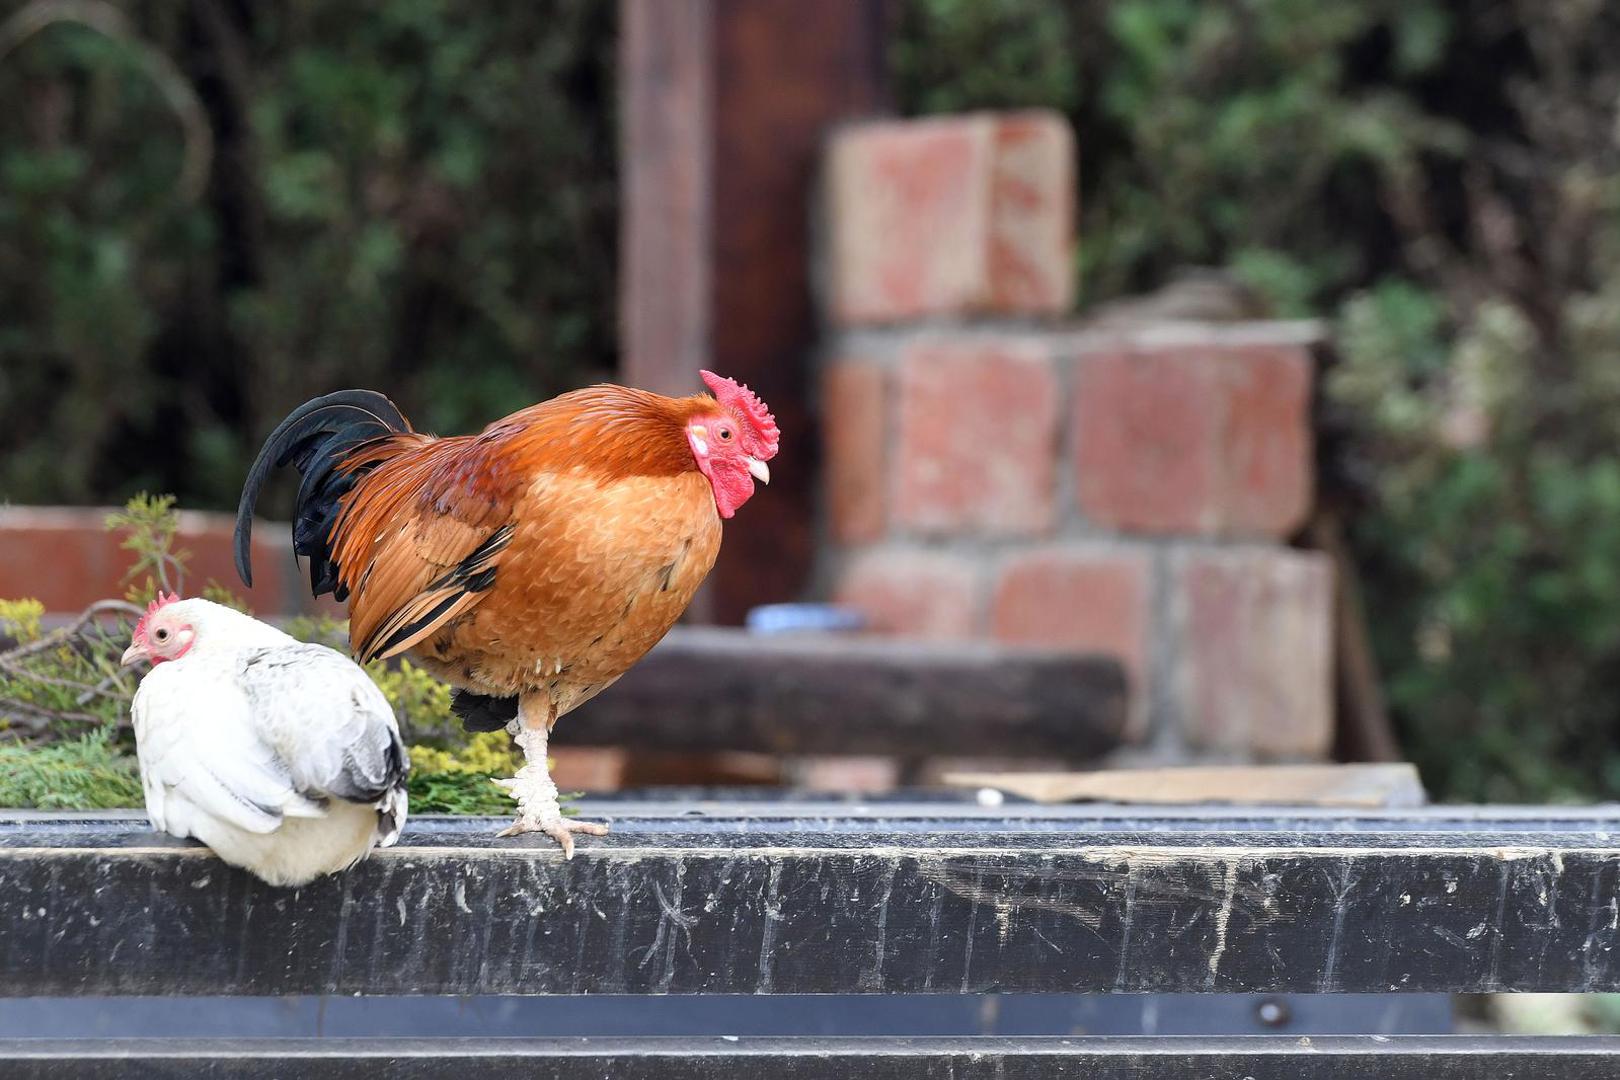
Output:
[[718, 428, 733, 441], [154, 628, 169, 642]]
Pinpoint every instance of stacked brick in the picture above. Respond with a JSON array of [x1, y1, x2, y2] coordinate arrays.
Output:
[[817, 111, 1334, 760]]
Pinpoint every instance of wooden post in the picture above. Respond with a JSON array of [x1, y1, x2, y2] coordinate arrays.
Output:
[[620, 0, 888, 623]]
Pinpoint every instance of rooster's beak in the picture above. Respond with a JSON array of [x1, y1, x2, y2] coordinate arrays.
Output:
[[120, 644, 146, 668], [747, 456, 770, 485]]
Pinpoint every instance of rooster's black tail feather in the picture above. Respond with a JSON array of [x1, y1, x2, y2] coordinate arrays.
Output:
[[234, 390, 411, 598]]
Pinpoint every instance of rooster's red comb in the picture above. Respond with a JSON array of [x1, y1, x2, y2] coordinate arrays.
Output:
[[701, 370, 779, 460]]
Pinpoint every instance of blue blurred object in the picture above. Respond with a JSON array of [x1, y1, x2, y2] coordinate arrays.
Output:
[[745, 604, 866, 635], [0, 994, 1452, 1038]]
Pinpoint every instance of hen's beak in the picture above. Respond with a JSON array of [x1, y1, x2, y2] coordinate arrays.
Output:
[[747, 456, 771, 485], [120, 644, 147, 668]]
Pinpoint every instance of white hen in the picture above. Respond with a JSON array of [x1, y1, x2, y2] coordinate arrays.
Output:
[[122, 595, 409, 887]]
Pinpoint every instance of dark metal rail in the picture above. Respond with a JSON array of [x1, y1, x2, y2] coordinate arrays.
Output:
[[0, 1036, 1616, 1079], [4, 805, 1620, 995]]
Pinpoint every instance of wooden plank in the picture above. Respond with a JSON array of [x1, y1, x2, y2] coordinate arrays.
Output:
[[619, 0, 888, 622], [0, 1036, 1617, 1079], [941, 764, 1425, 808], [1308, 507, 1403, 763], [5, 807, 1620, 996], [564, 627, 1129, 757]]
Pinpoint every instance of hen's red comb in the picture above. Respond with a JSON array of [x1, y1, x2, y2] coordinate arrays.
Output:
[[701, 370, 779, 459], [132, 591, 181, 642]]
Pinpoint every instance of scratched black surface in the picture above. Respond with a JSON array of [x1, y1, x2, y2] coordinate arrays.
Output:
[[1, 1037, 1618, 1079], [3, 807, 1620, 995]]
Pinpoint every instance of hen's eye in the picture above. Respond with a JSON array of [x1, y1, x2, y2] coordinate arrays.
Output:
[[718, 428, 733, 441], [154, 628, 169, 642]]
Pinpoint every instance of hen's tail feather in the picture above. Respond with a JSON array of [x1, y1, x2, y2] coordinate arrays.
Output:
[[373, 780, 409, 849], [346, 726, 410, 849], [451, 690, 519, 733], [234, 391, 413, 595]]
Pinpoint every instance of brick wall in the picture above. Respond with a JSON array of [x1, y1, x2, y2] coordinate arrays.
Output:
[[0, 507, 333, 619], [815, 112, 1335, 761]]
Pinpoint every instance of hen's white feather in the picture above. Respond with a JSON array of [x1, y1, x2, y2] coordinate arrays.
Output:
[[129, 599, 408, 886]]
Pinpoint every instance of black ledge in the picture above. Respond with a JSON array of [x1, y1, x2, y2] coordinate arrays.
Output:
[[0, 1036, 1617, 1079], [3, 804, 1620, 996]]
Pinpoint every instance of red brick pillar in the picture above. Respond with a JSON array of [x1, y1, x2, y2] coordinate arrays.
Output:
[[813, 110, 1333, 761]]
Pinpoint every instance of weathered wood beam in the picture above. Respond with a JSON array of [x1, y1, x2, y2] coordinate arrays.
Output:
[[563, 627, 1129, 758], [4, 807, 1620, 996], [619, 0, 889, 622], [1, 1036, 1617, 1079]]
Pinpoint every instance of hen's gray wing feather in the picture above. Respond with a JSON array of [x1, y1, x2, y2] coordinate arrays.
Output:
[[234, 643, 408, 805]]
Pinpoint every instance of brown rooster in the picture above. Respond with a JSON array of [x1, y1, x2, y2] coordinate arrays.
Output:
[[234, 372, 779, 855]]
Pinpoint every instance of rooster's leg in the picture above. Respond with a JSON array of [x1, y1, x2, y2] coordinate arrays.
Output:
[[492, 692, 609, 857]]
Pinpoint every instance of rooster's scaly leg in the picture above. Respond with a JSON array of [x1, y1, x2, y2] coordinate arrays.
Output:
[[493, 692, 609, 857]]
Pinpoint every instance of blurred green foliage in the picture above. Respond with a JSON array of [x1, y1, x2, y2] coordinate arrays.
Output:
[[0, 728, 145, 810], [0, 0, 616, 512], [898, 0, 1620, 802]]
